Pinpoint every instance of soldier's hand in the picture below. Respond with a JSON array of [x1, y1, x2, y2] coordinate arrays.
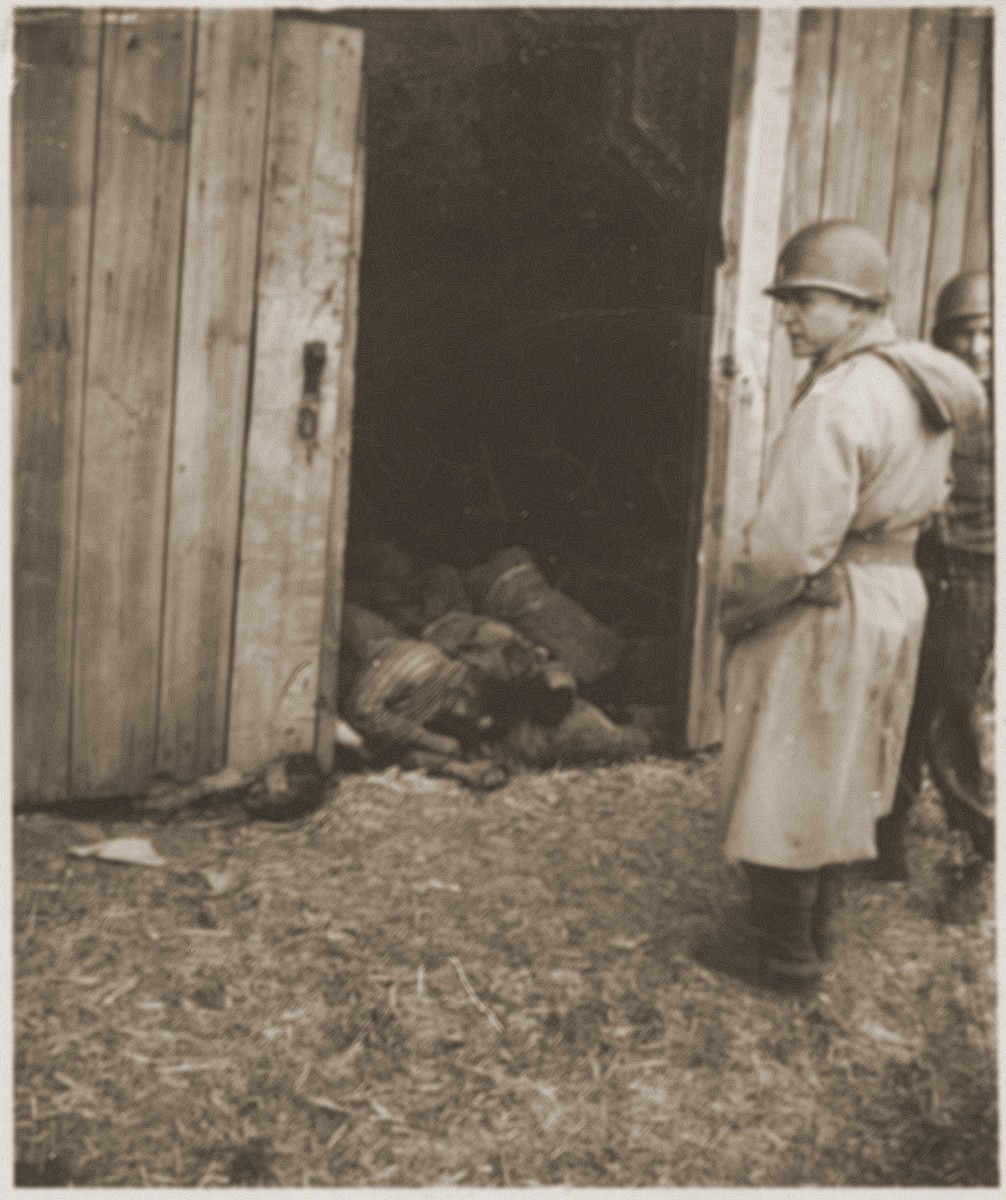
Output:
[[802, 565, 845, 607], [721, 613, 756, 646]]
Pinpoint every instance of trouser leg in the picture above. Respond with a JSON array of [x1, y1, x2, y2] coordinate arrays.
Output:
[[874, 579, 943, 879], [874, 706, 926, 880], [931, 552, 995, 856]]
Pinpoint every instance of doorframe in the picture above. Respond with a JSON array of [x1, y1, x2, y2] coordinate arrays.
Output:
[[317, 92, 367, 772], [685, 8, 799, 749]]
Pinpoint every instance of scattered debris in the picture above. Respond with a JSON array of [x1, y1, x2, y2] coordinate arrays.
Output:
[[450, 956, 504, 1033], [132, 754, 328, 825], [199, 870, 235, 896], [335, 719, 364, 752], [136, 766, 250, 818], [609, 934, 651, 951], [69, 837, 167, 869], [245, 753, 325, 822]]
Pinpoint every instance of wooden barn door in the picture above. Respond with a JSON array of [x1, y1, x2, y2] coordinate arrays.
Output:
[[13, 11, 365, 802], [226, 20, 365, 775], [12, 11, 103, 803]]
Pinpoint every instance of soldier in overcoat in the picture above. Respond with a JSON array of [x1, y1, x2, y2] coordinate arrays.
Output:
[[699, 221, 986, 992]]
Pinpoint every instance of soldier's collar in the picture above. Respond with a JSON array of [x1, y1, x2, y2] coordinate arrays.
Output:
[[793, 316, 899, 405]]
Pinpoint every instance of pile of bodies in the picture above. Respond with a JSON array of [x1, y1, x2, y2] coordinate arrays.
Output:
[[338, 542, 655, 787]]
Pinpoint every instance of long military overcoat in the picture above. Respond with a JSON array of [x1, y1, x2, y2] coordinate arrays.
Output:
[[720, 318, 967, 869]]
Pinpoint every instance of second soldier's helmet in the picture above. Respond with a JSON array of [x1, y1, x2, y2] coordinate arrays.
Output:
[[765, 219, 891, 304], [933, 269, 991, 334]]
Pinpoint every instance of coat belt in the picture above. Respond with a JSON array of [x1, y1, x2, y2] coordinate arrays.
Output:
[[835, 532, 917, 568]]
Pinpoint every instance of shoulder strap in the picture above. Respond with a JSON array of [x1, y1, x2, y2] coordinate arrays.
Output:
[[791, 339, 901, 408], [860, 344, 953, 432], [796, 341, 954, 432]]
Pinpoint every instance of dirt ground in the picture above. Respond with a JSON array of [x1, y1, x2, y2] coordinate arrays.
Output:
[[14, 754, 997, 1187]]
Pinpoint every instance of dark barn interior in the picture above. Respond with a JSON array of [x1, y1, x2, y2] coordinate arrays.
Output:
[[333, 8, 736, 746]]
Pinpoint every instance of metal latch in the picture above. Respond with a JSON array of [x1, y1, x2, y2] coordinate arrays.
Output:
[[298, 341, 327, 463]]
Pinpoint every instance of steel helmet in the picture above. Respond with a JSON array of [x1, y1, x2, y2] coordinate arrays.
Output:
[[765, 219, 891, 304], [933, 270, 991, 332]]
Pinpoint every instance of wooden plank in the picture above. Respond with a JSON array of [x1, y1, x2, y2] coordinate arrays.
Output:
[[686, 16, 757, 752], [686, 9, 798, 749], [821, 9, 911, 240], [923, 14, 988, 333], [317, 116, 367, 771], [961, 21, 991, 273], [887, 9, 953, 339], [775, 8, 836, 247], [719, 9, 799, 568], [12, 11, 102, 803], [71, 10, 195, 797], [762, 8, 836, 479], [227, 21, 364, 774], [156, 11, 273, 782]]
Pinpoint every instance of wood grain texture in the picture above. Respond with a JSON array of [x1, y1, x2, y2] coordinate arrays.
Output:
[[719, 7, 798, 563], [687, 10, 797, 749], [156, 11, 273, 781], [686, 14, 756, 750], [72, 10, 195, 796], [227, 20, 364, 774], [762, 8, 835, 479], [923, 14, 988, 333], [821, 8, 911, 239], [317, 120, 367, 772], [887, 9, 953, 339], [12, 11, 102, 802], [961, 22, 991, 273]]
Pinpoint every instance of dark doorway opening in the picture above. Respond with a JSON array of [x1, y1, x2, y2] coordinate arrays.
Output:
[[338, 9, 736, 749]]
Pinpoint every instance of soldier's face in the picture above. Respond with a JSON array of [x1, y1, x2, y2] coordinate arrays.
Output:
[[776, 289, 860, 358], [945, 315, 992, 388]]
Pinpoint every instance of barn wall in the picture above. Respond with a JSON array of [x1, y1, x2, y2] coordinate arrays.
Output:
[[688, 7, 994, 748]]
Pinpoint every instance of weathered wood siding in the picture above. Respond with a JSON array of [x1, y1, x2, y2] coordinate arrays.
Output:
[[688, 7, 993, 749], [226, 22, 364, 774], [12, 10, 364, 801], [318, 120, 367, 772], [156, 11, 273, 781], [72, 10, 196, 796], [12, 11, 102, 803]]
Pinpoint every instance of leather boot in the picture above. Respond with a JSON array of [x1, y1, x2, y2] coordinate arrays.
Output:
[[693, 866, 822, 994], [692, 915, 760, 986], [747, 864, 823, 993], [811, 864, 845, 959], [869, 812, 909, 881]]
